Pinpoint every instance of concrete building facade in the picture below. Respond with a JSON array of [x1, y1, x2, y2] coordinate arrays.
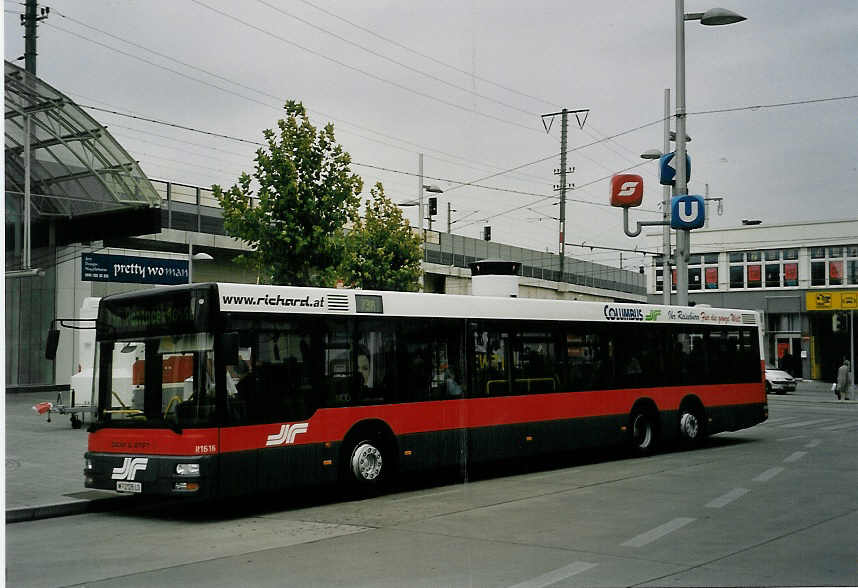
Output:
[[646, 219, 858, 381]]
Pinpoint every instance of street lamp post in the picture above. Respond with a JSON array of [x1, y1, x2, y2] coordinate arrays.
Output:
[[188, 242, 213, 284], [674, 1, 746, 306], [662, 89, 672, 306], [413, 153, 443, 292], [640, 88, 675, 306]]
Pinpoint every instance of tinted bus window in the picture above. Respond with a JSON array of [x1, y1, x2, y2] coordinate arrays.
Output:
[[354, 319, 396, 405], [612, 324, 668, 389], [323, 319, 354, 407], [225, 318, 319, 424], [471, 324, 509, 396], [563, 326, 612, 391], [510, 327, 558, 395], [398, 319, 465, 402], [670, 327, 708, 386]]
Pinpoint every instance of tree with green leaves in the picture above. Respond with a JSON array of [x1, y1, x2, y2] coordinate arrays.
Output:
[[213, 101, 363, 286], [341, 182, 423, 292]]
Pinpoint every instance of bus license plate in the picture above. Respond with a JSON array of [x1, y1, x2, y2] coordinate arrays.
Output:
[[116, 481, 142, 493]]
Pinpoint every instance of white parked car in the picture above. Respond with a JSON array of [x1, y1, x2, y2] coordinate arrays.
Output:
[[765, 367, 797, 394]]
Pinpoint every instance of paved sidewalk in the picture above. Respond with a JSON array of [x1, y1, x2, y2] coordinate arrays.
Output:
[[5, 391, 134, 523], [5, 379, 854, 523], [771, 377, 858, 403]]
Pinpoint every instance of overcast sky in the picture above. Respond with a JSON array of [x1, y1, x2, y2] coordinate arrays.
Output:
[[5, 1, 857, 271]]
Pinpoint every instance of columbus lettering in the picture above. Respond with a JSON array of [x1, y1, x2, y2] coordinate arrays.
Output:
[[603, 305, 644, 321]]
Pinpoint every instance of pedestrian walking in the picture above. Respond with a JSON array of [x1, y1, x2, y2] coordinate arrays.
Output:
[[836, 358, 851, 401]]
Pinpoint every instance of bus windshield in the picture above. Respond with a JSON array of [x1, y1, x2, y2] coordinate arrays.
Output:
[[93, 333, 216, 428]]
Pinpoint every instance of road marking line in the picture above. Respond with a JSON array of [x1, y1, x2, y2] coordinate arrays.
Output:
[[754, 467, 785, 482], [777, 435, 806, 442], [507, 561, 598, 588], [391, 488, 462, 502], [805, 439, 822, 448], [706, 487, 749, 508], [779, 418, 836, 429], [524, 469, 573, 481], [762, 417, 801, 425], [820, 422, 858, 431], [784, 451, 807, 463], [621, 517, 695, 548]]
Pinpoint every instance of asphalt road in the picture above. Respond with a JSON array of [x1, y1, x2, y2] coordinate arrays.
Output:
[[6, 395, 858, 587]]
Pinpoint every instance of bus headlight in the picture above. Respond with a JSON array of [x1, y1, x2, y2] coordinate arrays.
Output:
[[84, 457, 94, 471], [175, 463, 200, 476]]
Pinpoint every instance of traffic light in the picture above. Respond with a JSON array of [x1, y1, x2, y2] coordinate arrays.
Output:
[[428, 197, 437, 216], [832, 312, 846, 332], [483, 226, 491, 241]]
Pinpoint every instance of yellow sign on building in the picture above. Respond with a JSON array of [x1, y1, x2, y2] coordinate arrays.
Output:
[[806, 290, 858, 310]]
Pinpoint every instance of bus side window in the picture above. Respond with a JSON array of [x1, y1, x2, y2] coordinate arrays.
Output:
[[225, 345, 253, 421], [439, 324, 465, 399], [323, 319, 353, 407], [472, 326, 509, 396], [732, 328, 761, 382], [355, 320, 395, 405], [565, 329, 608, 391], [511, 327, 557, 395], [396, 319, 465, 402], [230, 322, 317, 423]]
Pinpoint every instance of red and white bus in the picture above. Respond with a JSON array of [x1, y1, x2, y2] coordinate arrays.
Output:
[[83, 282, 767, 497]]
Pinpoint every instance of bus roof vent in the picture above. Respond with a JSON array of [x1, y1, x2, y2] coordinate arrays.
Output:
[[327, 293, 350, 313], [741, 313, 757, 325]]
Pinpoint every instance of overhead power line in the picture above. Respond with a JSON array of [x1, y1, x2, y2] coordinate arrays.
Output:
[[688, 94, 858, 116], [446, 116, 666, 193], [77, 103, 665, 203], [189, 0, 543, 136], [564, 241, 659, 256], [79, 104, 264, 145], [295, 0, 560, 111], [456, 160, 652, 230], [49, 11, 554, 182], [254, 0, 538, 118]]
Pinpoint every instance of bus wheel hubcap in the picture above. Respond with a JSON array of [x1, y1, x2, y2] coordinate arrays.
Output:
[[680, 413, 699, 439], [351, 443, 383, 481], [633, 415, 651, 448]]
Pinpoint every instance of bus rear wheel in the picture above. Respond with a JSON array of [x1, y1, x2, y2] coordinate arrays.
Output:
[[630, 410, 658, 456], [678, 404, 705, 448]]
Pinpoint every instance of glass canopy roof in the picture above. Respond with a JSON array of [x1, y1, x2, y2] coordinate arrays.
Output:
[[5, 59, 161, 225]]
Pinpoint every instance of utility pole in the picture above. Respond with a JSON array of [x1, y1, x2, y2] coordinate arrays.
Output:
[[417, 153, 425, 292], [542, 107, 588, 286], [447, 202, 454, 234], [22, 0, 50, 75], [18, 0, 49, 274], [558, 109, 569, 282]]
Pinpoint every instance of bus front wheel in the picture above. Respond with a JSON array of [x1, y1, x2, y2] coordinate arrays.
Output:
[[348, 439, 386, 485]]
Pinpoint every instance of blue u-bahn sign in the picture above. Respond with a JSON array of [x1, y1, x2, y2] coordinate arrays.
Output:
[[671, 195, 706, 230], [81, 252, 189, 285]]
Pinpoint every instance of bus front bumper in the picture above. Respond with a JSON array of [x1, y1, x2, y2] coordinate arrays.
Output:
[[84, 452, 218, 498]]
